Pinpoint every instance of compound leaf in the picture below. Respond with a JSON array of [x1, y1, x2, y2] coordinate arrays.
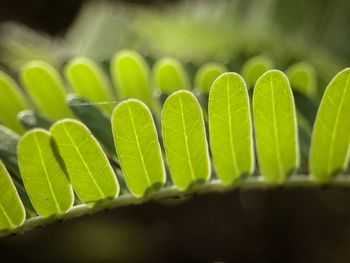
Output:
[[209, 73, 254, 185], [310, 68, 350, 182], [18, 110, 52, 130], [0, 161, 25, 230], [21, 61, 74, 120], [65, 57, 114, 114], [112, 99, 165, 197], [0, 71, 28, 134], [153, 57, 190, 94], [162, 90, 210, 190], [18, 129, 74, 217], [253, 70, 299, 183], [51, 119, 119, 205]]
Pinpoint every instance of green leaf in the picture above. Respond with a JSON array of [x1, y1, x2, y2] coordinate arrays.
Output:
[[153, 57, 190, 94], [21, 61, 74, 120], [65, 57, 114, 114], [309, 68, 350, 182], [162, 90, 211, 190], [111, 50, 156, 110], [18, 110, 52, 130], [286, 62, 317, 98], [51, 119, 119, 205], [208, 73, 254, 185], [112, 99, 165, 197], [18, 129, 74, 217], [195, 62, 227, 93], [253, 70, 299, 183], [241, 56, 273, 87], [0, 161, 25, 231], [0, 71, 28, 134], [67, 95, 115, 154]]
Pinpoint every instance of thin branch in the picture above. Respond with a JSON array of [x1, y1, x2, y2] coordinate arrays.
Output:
[[1, 174, 349, 238]]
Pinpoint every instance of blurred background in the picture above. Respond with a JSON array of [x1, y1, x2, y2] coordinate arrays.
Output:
[[0, 0, 350, 262]]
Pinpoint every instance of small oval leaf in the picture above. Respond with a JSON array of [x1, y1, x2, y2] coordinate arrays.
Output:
[[65, 57, 114, 114], [253, 70, 299, 183], [111, 50, 155, 110], [51, 119, 119, 205], [286, 62, 317, 98], [310, 68, 350, 182], [153, 57, 190, 94], [0, 71, 27, 134], [0, 161, 26, 230], [21, 61, 74, 120], [241, 56, 273, 87], [209, 73, 254, 185], [18, 129, 74, 217], [162, 90, 211, 190], [195, 63, 227, 94], [112, 99, 165, 197]]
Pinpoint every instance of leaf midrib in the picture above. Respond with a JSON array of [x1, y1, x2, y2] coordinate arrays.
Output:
[[179, 97, 196, 181], [33, 133, 62, 214], [62, 124, 105, 199], [269, 75, 284, 180], [326, 74, 350, 175], [127, 104, 152, 187]]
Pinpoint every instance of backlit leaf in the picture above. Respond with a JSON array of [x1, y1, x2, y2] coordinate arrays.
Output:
[[112, 99, 165, 197], [18, 129, 74, 217], [65, 57, 114, 114], [153, 57, 190, 94], [208, 73, 254, 185], [51, 119, 119, 205], [111, 50, 156, 110], [241, 56, 273, 87], [21, 61, 74, 120], [162, 90, 211, 190], [286, 62, 317, 98], [309, 68, 350, 182], [0, 71, 27, 134], [0, 161, 25, 230], [195, 63, 227, 93], [253, 70, 299, 183]]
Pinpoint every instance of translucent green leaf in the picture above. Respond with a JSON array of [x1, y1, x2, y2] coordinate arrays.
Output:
[[18, 129, 74, 217], [21, 61, 74, 120], [111, 50, 155, 110], [51, 119, 119, 205], [65, 57, 114, 114], [0, 71, 27, 134], [112, 99, 165, 197], [67, 95, 115, 154], [286, 62, 317, 98], [153, 57, 190, 94], [253, 70, 299, 183], [18, 110, 52, 130], [241, 56, 273, 87], [310, 68, 350, 182], [195, 62, 227, 93], [0, 161, 26, 230], [162, 90, 211, 190], [208, 73, 254, 185]]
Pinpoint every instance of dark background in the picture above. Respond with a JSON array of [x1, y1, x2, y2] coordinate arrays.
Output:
[[1, 0, 350, 262]]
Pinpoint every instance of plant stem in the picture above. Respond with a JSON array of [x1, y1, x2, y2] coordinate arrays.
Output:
[[1, 174, 349, 238]]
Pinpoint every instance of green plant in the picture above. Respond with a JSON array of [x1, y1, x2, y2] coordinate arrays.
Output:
[[0, 50, 349, 238]]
